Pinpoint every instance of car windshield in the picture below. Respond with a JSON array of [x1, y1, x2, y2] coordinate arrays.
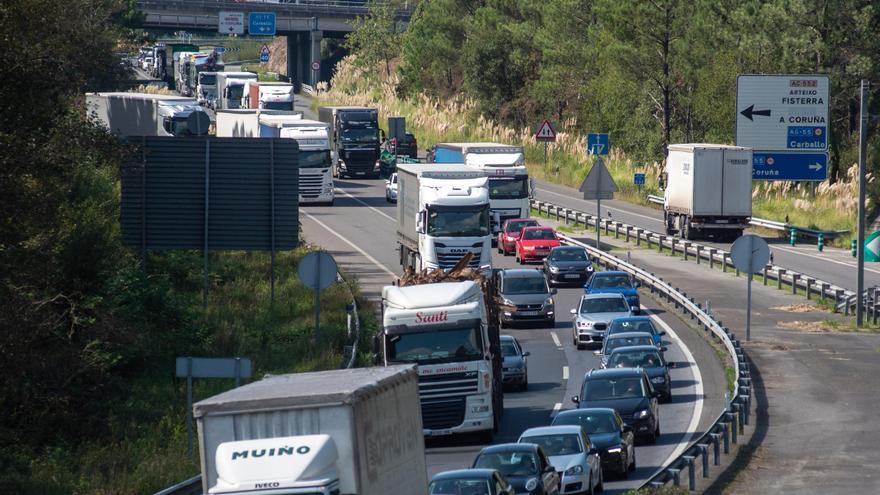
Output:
[[501, 341, 519, 357], [520, 434, 582, 456], [503, 276, 548, 295], [591, 275, 633, 289], [474, 452, 539, 476], [579, 297, 628, 314], [387, 326, 483, 364], [489, 178, 529, 199], [609, 350, 663, 369], [549, 248, 588, 262], [429, 479, 492, 495], [342, 128, 379, 143], [605, 336, 653, 353], [583, 377, 645, 400], [609, 320, 656, 335], [554, 412, 619, 435], [505, 220, 537, 234], [522, 229, 556, 240], [427, 206, 490, 237], [300, 150, 332, 169]]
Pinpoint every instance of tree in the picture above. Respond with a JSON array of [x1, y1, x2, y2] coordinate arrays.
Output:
[[346, 0, 404, 78]]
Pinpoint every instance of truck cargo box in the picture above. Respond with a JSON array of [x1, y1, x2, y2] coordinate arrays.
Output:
[[665, 144, 752, 217]]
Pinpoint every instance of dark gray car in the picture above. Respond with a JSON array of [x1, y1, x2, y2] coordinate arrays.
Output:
[[495, 269, 556, 327], [501, 335, 530, 390], [543, 246, 594, 287]]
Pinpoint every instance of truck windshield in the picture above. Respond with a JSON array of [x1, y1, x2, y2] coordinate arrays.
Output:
[[489, 177, 529, 199], [427, 206, 490, 237], [300, 150, 332, 169], [227, 85, 245, 101], [387, 326, 484, 364], [341, 128, 379, 143], [263, 101, 293, 111], [199, 74, 216, 85]]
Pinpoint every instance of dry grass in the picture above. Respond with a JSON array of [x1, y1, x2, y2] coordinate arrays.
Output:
[[129, 84, 175, 95]]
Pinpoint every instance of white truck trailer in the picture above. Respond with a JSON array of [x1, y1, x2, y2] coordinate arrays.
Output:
[[381, 280, 502, 440], [396, 163, 492, 271], [86, 92, 210, 137], [216, 72, 258, 110], [432, 143, 530, 236], [194, 365, 427, 495], [244, 81, 295, 111], [662, 143, 753, 241]]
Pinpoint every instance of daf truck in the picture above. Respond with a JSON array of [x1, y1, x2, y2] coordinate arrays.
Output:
[[318, 106, 383, 179], [432, 143, 531, 236], [243, 81, 295, 111], [662, 143, 753, 241], [216, 72, 258, 110], [380, 279, 503, 441], [195, 366, 427, 495], [396, 163, 492, 271], [86, 92, 210, 137]]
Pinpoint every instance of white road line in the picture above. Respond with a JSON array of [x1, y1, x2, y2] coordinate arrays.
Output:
[[537, 187, 660, 223], [770, 244, 880, 276], [550, 402, 563, 418], [335, 187, 396, 222], [562, 366, 569, 380], [550, 331, 562, 348], [646, 307, 704, 466], [302, 210, 398, 278]]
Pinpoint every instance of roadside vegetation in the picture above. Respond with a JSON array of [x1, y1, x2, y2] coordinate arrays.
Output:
[[1, 2, 374, 493], [324, 0, 880, 238]]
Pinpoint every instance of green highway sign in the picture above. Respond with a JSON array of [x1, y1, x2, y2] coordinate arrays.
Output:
[[865, 231, 880, 262]]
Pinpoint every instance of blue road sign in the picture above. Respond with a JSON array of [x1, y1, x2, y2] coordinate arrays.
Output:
[[248, 12, 276, 35], [587, 133, 609, 155], [214, 46, 226, 54], [753, 152, 828, 181], [634, 173, 646, 185], [260, 52, 270, 63]]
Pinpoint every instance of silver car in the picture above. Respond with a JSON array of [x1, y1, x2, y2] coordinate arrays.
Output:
[[518, 425, 603, 495], [570, 294, 633, 350], [385, 172, 398, 202], [501, 335, 530, 391]]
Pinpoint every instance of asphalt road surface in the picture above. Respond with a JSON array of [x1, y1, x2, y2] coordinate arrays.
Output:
[[299, 177, 717, 493]]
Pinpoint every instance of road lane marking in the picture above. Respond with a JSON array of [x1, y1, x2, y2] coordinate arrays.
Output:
[[562, 366, 569, 380], [770, 244, 880, 276], [550, 402, 562, 418], [334, 187, 396, 222], [302, 210, 398, 278], [550, 331, 562, 348], [537, 186, 661, 223], [646, 307, 703, 466]]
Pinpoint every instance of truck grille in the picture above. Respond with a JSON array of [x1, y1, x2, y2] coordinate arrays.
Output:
[[421, 397, 466, 430], [343, 150, 376, 172], [417, 372, 476, 430], [436, 250, 482, 270], [299, 174, 324, 198]]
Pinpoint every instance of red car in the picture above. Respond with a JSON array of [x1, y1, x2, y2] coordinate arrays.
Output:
[[497, 218, 539, 255], [515, 227, 561, 264]]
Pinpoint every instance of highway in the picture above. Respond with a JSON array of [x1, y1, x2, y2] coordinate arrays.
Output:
[[533, 179, 880, 293], [299, 176, 721, 493]]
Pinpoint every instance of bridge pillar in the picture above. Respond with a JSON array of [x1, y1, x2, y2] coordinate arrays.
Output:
[[310, 30, 323, 86]]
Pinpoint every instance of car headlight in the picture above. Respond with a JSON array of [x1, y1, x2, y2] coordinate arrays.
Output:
[[525, 478, 538, 491], [544, 297, 554, 306], [587, 266, 594, 271], [523, 246, 536, 251], [502, 298, 515, 306], [549, 265, 559, 273], [651, 376, 666, 383], [338, 159, 346, 168], [564, 465, 583, 475], [606, 446, 622, 454], [634, 409, 650, 419]]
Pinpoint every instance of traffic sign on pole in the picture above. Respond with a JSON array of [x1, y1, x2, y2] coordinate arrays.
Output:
[[219, 11, 245, 35], [259, 44, 270, 63], [864, 231, 880, 262], [248, 12, 276, 35], [730, 234, 771, 341], [311, 61, 320, 71], [752, 152, 828, 181], [579, 157, 618, 249], [535, 120, 556, 141], [587, 133, 609, 155], [297, 251, 338, 340]]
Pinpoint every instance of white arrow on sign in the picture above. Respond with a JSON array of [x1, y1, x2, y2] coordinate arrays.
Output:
[[868, 236, 880, 259], [809, 162, 822, 171]]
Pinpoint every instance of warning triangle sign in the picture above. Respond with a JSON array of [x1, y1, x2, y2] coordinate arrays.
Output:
[[535, 120, 556, 141], [579, 157, 618, 200]]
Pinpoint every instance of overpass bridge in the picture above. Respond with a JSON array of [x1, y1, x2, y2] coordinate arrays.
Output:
[[137, 0, 414, 85]]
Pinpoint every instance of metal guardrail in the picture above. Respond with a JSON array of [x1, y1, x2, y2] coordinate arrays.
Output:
[[552, 231, 751, 491], [533, 199, 872, 314], [646, 194, 848, 240]]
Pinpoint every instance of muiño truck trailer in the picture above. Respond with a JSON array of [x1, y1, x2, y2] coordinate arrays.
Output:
[[662, 143, 753, 241], [396, 163, 492, 271], [195, 365, 427, 495]]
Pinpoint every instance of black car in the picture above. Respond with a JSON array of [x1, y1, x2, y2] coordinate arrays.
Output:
[[552, 407, 636, 479], [603, 345, 675, 402], [396, 132, 418, 159], [429, 468, 515, 495], [572, 368, 661, 443], [472, 443, 560, 495], [543, 246, 594, 286], [495, 269, 556, 327]]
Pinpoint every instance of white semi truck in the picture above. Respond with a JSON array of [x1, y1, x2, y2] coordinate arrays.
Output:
[[662, 143, 753, 241], [432, 143, 530, 236], [195, 365, 427, 495], [86, 92, 210, 137], [244, 81, 295, 111], [396, 163, 492, 271], [216, 72, 258, 110], [380, 280, 503, 440], [198, 71, 222, 107]]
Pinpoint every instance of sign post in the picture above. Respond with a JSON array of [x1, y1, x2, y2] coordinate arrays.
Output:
[[730, 235, 771, 341], [298, 251, 338, 340], [736, 74, 830, 181], [579, 157, 618, 249], [535, 119, 556, 174], [634, 172, 645, 195]]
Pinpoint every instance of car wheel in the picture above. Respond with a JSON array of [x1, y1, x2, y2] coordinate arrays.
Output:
[[545, 317, 555, 327], [596, 468, 604, 492], [629, 449, 637, 472], [521, 376, 528, 391], [497, 242, 503, 254]]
